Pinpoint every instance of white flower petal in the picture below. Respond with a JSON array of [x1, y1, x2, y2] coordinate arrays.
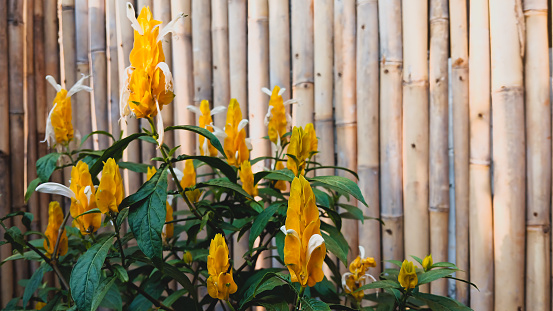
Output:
[[36, 182, 75, 199], [156, 101, 164, 147], [283, 99, 298, 106], [245, 138, 252, 150], [41, 104, 57, 147], [45, 75, 62, 93], [306, 234, 325, 264], [264, 106, 273, 126], [156, 62, 174, 92], [167, 194, 175, 204], [172, 168, 184, 182], [210, 106, 227, 116], [286, 113, 292, 125], [261, 87, 272, 96], [84, 186, 93, 204], [126, 2, 143, 35], [278, 88, 286, 96], [186, 105, 201, 115], [280, 226, 300, 239], [209, 124, 227, 139], [237, 119, 249, 132], [119, 86, 131, 121], [359, 246, 365, 259], [342, 272, 353, 291], [202, 137, 209, 155], [157, 12, 186, 42], [67, 75, 92, 97]]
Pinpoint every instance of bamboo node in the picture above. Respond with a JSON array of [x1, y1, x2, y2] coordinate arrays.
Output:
[[429, 205, 449, 213], [469, 158, 491, 166]]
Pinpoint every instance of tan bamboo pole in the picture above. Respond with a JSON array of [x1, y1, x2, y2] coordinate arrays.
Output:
[[247, 0, 269, 172], [523, 0, 550, 310], [140, 0, 156, 167], [356, 0, 380, 274], [106, 0, 121, 137], [314, 0, 334, 177], [378, 0, 403, 268], [192, 0, 212, 115], [228, 0, 247, 115], [334, 0, 358, 263], [268, 0, 290, 102], [154, 0, 174, 147], [449, 0, 469, 304], [88, 0, 109, 150], [75, 0, 93, 149], [116, 0, 142, 193], [0, 0, 14, 305], [171, 0, 195, 156], [9, 0, 28, 296], [428, 0, 449, 296], [468, 0, 493, 309], [211, 0, 229, 129], [489, 0, 526, 309], [402, 0, 429, 278], [291, 0, 314, 126], [137, 0, 152, 10]]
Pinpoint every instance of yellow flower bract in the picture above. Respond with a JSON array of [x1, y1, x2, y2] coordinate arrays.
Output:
[[50, 89, 74, 145], [287, 123, 318, 176], [96, 158, 125, 214], [70, 161, 101, 235], [44, 201, 68, 258], [343, 253, 376, 301], [224, 99, 249, 167], [239, 160, 258, 197], [267, 86, 288, 146], [180, 159, 202, 203], [207, 234, 238, 300], [198, 100, 219, 157], [398, 260, 418, 290]]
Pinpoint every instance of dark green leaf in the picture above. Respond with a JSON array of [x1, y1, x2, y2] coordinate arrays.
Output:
[[444, 276, 479, 290], [411, 255, 424, 266], [4, 226, 25, 254], [120, 165, 165, 209], [22, 262, 51, 308], [174, 155, 237, 182], [165, 125, 225, 157], [384, 260, 403, 268], [431, 262, 459, 269], [112, 264, 129, 282], [70, 236, 115, 311], [321, 231, 348, 265], [36, 153, 61, 182], [89, 133, 148, 176], [24, 178, 41, 203], [308, 176, 367, 206], [116, 208, 129, 228], [254, 169, 295, 185], [417, 269, 456, 285], [240, 272, 289, 308], [90, 276, 117, 311], [413, 292, 471, 311], [338, 203, 364, 223], [74, 208, 101, 219], [154, 261, 197, 300], [305, 165, 359, 180], [98, 281, 122, 311], [22, 212, 34, 231], [197, 178, 253, 200], [301, 298, 331, 311], [163, 289, 188, 307], [356, 280, 401, 292], [249, 204, 280, 250], [118, 161, 152, 174], [81, 130, 116, 147], [128, 168, 168, 259]]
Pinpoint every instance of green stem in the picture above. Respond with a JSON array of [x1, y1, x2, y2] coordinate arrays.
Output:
[[111, 212, 126, 267], [295, 286, 306, 310]]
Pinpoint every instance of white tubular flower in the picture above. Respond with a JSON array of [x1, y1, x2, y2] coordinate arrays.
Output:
[[126, 2, 143, 35], [156, 12, 186, 42], [36, 182, 76, 200]]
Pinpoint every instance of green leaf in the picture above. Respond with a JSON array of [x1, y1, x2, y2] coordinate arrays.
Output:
[[417, 269, 456, 286], [174, 155, 237, 182], [119, 165, 165, 209], [413, 292, 471, 311], [163, 289, 188, 307], [249, 204, 280, 250], [36, 153, 61, 182], [90, 276, 117, 311], [431, 262, 459, 269], [24, 178, 41, 203], [411, 255, 424, 266], [308, 176, 368, 206], [99, 281, 123, 311], [338, 203, 364, 223], [89, 133, 148, 176], [70, 236, 115, 311], [384, 260, 403, 268], [254, 169, 295, 185], [321, 231, 348, 265], [444, 276, 479, 290], [240, 272, 289, 308], [300, 298, 331, 311], [128, 168, 168, 259], [112, 264, 129, 282], [4, 226, 25, 254], [165, 125, 225, 157], [116, 208, 129, 228], [22, 262, 51, 308], [74, 208, 101, 219], [356, 280, 401, 292], [155, 261, 197, 300], [305, 165, 359, 180], [197, 178, 253, 200], [81, 130, 116, 147], [118, 161, 152, 174]]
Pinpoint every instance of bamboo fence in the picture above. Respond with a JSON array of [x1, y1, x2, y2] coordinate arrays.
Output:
[[3, 1, 553, 310]]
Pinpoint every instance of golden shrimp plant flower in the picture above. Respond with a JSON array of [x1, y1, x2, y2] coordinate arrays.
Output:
[[274, 160, 287, 191], [223, 99, 251, 167], [398, 260, 418, 290], [43, 201, 68, 258], [422, 254, 433, 272], [187, 100, 226, 156], [262, 86, 293, 150], [239, 161, 258, 197], [35, 161, 101, 235], [286, 123, 318, 176], [342, 246, 377, 301], [207, 234, 238, 300], [43, 75, 92, 149], [281, 175, 326, 287], [163, 199, 174, 242], [178, 159, 202, 203], [120, 3, 184, 146], [96, 158, 124, 215]]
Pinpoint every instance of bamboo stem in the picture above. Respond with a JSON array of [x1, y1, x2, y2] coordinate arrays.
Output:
[[228, 0, 247, 115], [0, 0, 13, 305], [171, 0, 195, 156], [88, 0, 108, 150], [8, 0, 28, 297], [401, 0, 429, 291], [247, 0, 270, 171], [378, 0, 404, 269], [523, 0, 550, 310], [449, 0, 469, 304], [468, 1, 493, 308], [268, 0, 290, 101], [106, 0, 120, 137], [291, 0, 314, 127], [192, 0, 212, 109], [356, 0, 380, 275], [75, 0, 93, 149], [211, 0, 229, 129], [429, 0, 449, 296], [489, 0, 526, 309]]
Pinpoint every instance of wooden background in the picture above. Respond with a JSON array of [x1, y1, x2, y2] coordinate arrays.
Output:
[[0, 0, 550, 310]]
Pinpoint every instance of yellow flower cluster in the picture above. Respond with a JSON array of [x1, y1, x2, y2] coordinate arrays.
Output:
[[281, 175, 326, 287], [239, 161, 258, 197], [180, 159, 202, 203], [287, 124, 318, 176], [96, 158, 124, 215], [224, 99, 250, 167], [342, 247, 376, 301], [207, 234, 237, 300], [422, 254, 433, 272], [265, 86, 289, 147], [44, 201, 68, 258], [70, 161, 101, 235], [398, 260, 418, 290]]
